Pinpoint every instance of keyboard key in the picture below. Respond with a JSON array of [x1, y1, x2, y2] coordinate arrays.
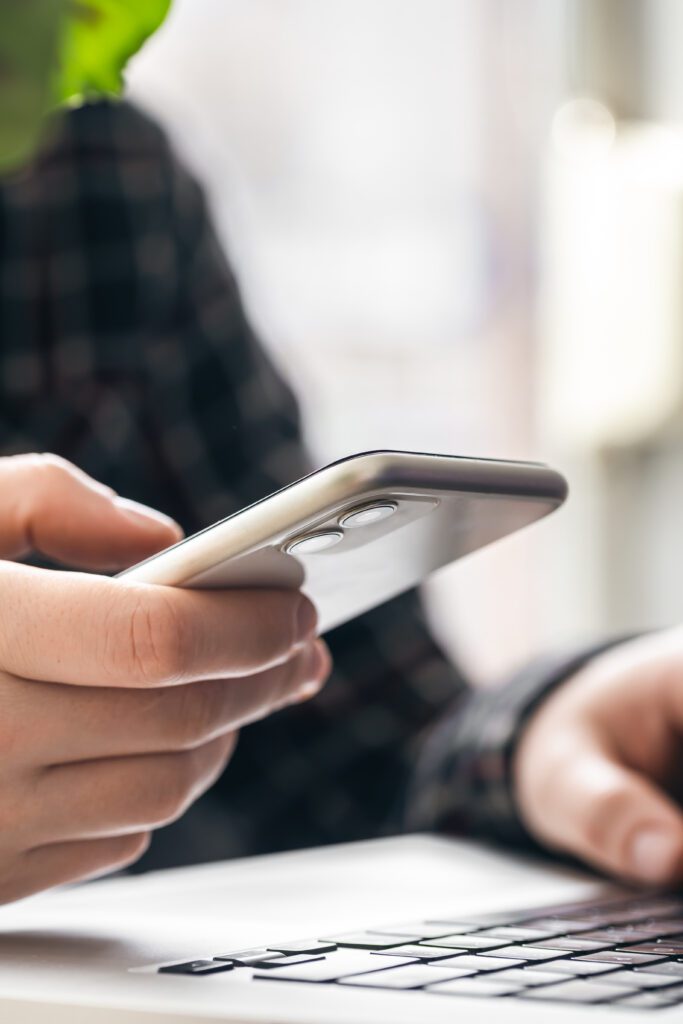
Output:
[[610, 970, 679, 987], [427, 977, 523, 997], [371, 944, 460, 960], [530, 910, 603, 921], [419, 934, 508, 951], [622, 940, 683, 956], [318, 931, 412, 949], [617, 987, 683, 1009], [159, 959, 234, 976], [574, 950, 667, 966], [361, 930, 425, 943], [489, 968, 564, 987], [368, 923, 459, 940], [601, 969, 683, 990], [245, 954, 324, 970], [628, 900, 683, 919], [339, 964, 473, 989], [532, 936, 612, 952], [480, 944, 569, 962], [254, 951, 411, 983], [641, 918, 683, 934], [639, 962, 683, 979], [579, 927, 661, 943], [426, 913, 519, 928], [620, 922, 683, 938], [528, 959, 618, 977], [519, 978, 630, 1003], [592, 903, 679, 925], [527, 899, 625, 923], [523, 917, 594, 934], [588, 911, 655, 927], [431, 954, 525, 972], [215, 948, 286, 966], [476, 926, 563, 943], [423, 920, 503, 933], [266, 941, 336, 955]]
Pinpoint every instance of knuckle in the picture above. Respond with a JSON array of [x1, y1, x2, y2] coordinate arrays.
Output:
[[0, 793, 19, 844], [271, 642, 329, 707], [119, 591, 188, 686], [246, 593, 300, 666], [2, 452, 70, 502], [580, 777, 633, 850], [242, 657, 302, 722], [275, 651, 308, 701], [166, 683, 222, 750], [222, 731, 239, 764], [317, 641, 333, 682], [204, 735, 234, 782], [112, 832, 152, 870], [32, 453, 71, 492], [0, 688, 23, 764], [147, 753, 198, 826]]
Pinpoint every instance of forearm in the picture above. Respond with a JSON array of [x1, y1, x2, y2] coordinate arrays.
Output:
[[405, 640, 631, 849]]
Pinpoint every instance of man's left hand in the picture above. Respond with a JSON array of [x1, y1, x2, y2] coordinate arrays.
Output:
[[515, 630, 683, 885]]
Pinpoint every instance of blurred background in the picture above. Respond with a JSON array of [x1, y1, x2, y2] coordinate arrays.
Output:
[[126, 0, 683, 684]]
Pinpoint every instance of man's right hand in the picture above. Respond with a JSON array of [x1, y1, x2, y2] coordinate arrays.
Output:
[[0, 454, 328, 904]]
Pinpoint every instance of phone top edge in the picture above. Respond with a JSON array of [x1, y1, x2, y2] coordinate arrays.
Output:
[[328, 448, 550, 469], [330, 450, 567, 503], [118, 450, 567, 584]]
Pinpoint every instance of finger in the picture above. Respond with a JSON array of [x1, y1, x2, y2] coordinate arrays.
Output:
[[32, 735, 237, 845], [0, 563, 318, 685], [14, 641, 330, 764], [1, 834, 152, 905], [0, 453, 182, 569], [539, 742, 683, 885]]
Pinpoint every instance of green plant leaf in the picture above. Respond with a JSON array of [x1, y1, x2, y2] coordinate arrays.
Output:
[[0, 0, 171, 172], [58, 0, 171, 100], [0, 0, 67, 171]]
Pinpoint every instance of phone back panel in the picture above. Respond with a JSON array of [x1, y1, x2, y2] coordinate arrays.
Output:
[[121, 451, 567, 634]]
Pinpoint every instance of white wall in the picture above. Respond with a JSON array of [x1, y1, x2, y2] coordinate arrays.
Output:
[[126, 1, 574, 682]]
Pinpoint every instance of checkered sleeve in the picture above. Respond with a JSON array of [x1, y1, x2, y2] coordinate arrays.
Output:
[[405, 640, 631, 848]]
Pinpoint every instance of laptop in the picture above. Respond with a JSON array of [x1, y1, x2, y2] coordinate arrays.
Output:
[[0, 833, 679, 1022]]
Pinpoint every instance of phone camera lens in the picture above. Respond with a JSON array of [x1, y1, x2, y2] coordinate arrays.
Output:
[[339, 502, 397, 529], [285, 531, 343, 555]]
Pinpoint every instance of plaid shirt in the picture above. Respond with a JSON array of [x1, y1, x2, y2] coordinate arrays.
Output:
[[0, 101, 595, 870]]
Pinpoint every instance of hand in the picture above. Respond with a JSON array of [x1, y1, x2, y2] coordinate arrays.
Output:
[[515, 629, 683, 886], [0, 454, 328, 904]]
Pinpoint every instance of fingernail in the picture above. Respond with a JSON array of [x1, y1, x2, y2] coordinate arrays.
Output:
[[296, 597, 318, 641], [113, 497, 183, 537], [629, 827, 682, 883]]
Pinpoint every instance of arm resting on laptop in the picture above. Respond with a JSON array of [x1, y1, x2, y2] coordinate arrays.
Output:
[[407, 631, 683, 889], [405, 641, 623, 846]]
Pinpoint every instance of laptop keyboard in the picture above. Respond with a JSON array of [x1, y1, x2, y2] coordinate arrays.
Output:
[[156, 892, 683, 1009]]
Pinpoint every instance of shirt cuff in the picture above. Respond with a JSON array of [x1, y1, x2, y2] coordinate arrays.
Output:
[[405, 638, 632, 849]]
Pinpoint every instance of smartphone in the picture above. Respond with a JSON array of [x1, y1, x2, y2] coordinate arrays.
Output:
[[120, 450, 567, 634]]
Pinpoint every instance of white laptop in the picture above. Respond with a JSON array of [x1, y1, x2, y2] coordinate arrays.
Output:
[[0, 833, 679, 1023]]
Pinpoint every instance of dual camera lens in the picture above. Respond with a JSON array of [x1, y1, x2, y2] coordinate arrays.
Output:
[[285, 502, 397, 555]]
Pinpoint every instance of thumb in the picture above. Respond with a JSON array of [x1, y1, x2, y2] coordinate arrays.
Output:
[[0, 453, 183, 570], [554, 746, 683, 886]]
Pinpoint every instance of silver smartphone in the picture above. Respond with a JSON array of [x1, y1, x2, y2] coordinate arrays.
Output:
[[120, 450, 567, 634]]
